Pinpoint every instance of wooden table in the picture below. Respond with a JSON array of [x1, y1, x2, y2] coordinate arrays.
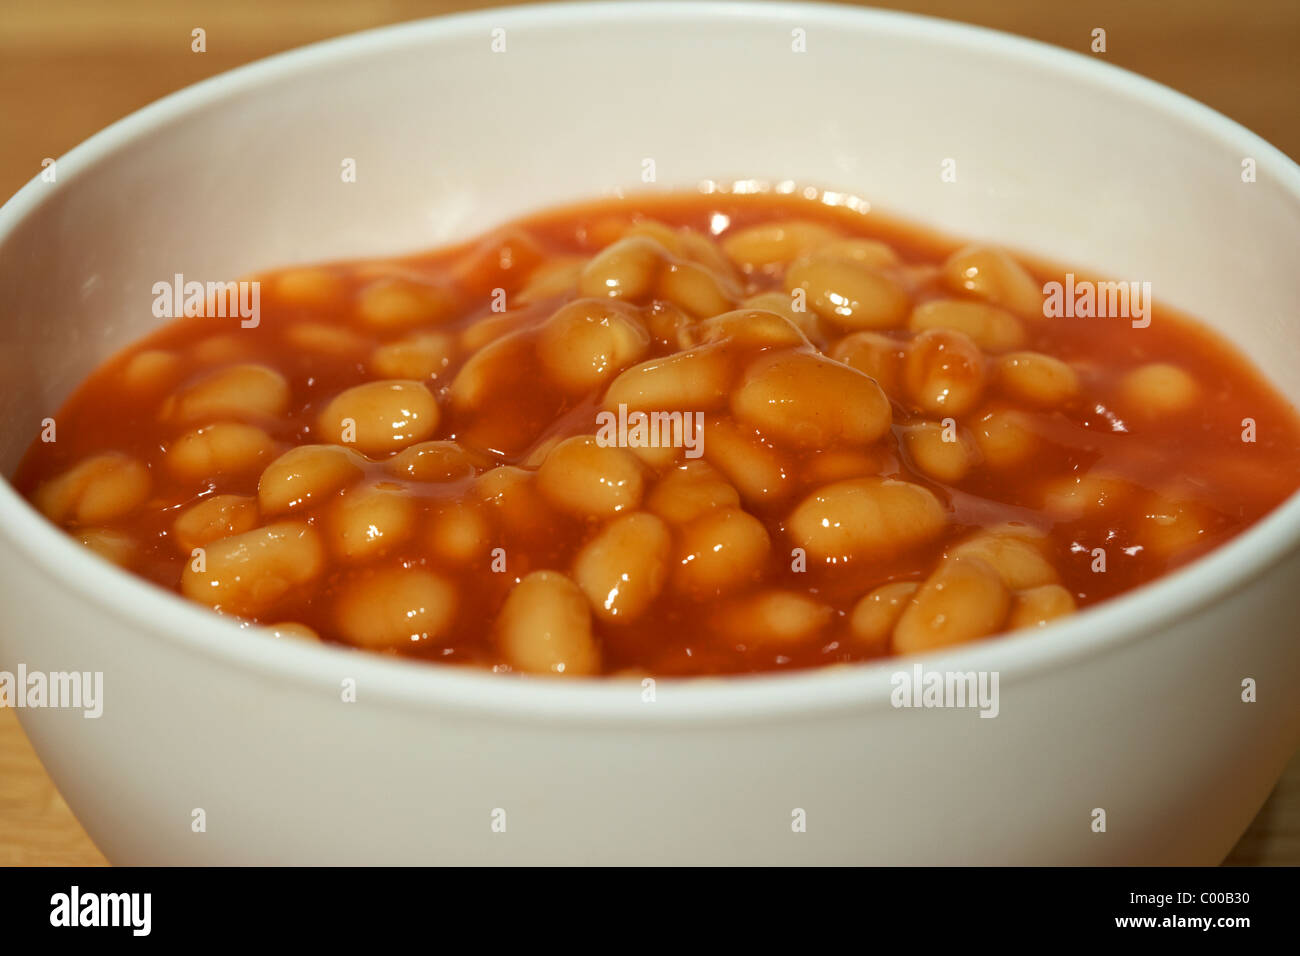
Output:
[[1, 0, 1297, 866]]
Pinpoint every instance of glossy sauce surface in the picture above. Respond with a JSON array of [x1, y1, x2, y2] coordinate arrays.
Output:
[[13, 192, 1300, 676]]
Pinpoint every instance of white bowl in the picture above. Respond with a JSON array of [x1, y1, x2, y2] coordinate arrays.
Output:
[[2, 1, 1298, 865]]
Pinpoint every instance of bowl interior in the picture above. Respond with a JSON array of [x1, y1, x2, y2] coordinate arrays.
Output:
[[3, 4, 1299, 478]]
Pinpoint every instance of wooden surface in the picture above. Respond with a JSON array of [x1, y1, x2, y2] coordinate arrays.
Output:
[[1, 0, 1297, 866]]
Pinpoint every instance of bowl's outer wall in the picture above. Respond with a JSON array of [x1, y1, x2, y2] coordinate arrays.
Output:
[[5, 544, 1299, 864], [1, 3, 1298, 863]]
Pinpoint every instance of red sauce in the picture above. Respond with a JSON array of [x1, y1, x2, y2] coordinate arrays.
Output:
[[12, 192, 1300, 676]]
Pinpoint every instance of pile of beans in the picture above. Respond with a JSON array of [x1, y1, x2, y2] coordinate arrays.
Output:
[[16, 194, 1300, 676]]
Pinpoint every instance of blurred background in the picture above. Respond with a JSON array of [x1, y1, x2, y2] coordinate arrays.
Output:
[[1, 0, 1297, 864]]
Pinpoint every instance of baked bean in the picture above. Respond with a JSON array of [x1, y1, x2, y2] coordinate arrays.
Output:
[[192, 335, 252, 365], [536, 297, 650, 393], [258, 444, 365, 515], [166, 422, 276, 479], [941, 244, 1043, 317], [901, 421, 979, 483], [473, 465, 534, 504], [335, 568, 457, 650], [1120, 363, 1199, 417], [802, 448, 887, 485], [573, 512, 672, 623], [180, 520, 324, 615], [642, 302, 694, 350], [893, 556, 1011, 654], [678, 230, 738, 281], [173, 494, 260, 552], [536, 435, 644, 518], [674, 506, 770, 595], [453, 228, 546, 293], [738, 291, 795, 321], [603, 345, 733, 413], [742, 290, 823, 339], [75, 528, 137, 567], [947, 526, 1057, 589], [829, 330, 906, 395], [610, 667, 653, 680], [657, 260, 735, 317], [473, 466, 555, 539], [849, 581, 919, 653], [35, 453, 151, 525], [621, 223, 730, 281], [521, 435, 563, 470], [741, 289, 816, 331], [1139, 491, 1215, 557], [688, 309, 809, 350], [265, 622, 322, 642], [276, 268, 346, 308], [1007, 584, 1077, 630], [355, 276, 458, 329], [784, 256, 911, 330], [903, 328, 986, 417], [121, 350, 181, 392], [317, 379, 439, 455], [646, 460, 741, 524], [328, 482, 417, 560], [788, 478, 946, 564], [909, 299, 1025, 353], [459, 311, 534, 352], [701, 416, 792, 506], [817, 238, 899, 269], [516, 254, 588, 305], [624, 220, 686, 257], [626, 436, 685, 470], [721, 220, 838, 269], [584, 215, 638, 248], [717, 590, 833, 646], [971, 405, 1038, 469], [386, 440, 478, 482], [997, 351, 1080, 407], [426, 498, 493, 565], [578, 235, 666, 301], [903, 262, 946, 289], [161, 364, 290, 424], [731, 351, 893, 447], [370, 332, 457, 381], [285, 322, 369, 358], [496, 570, 600, 676], [448, 330, 528, 410], [1041, 473, 1135, 520]]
